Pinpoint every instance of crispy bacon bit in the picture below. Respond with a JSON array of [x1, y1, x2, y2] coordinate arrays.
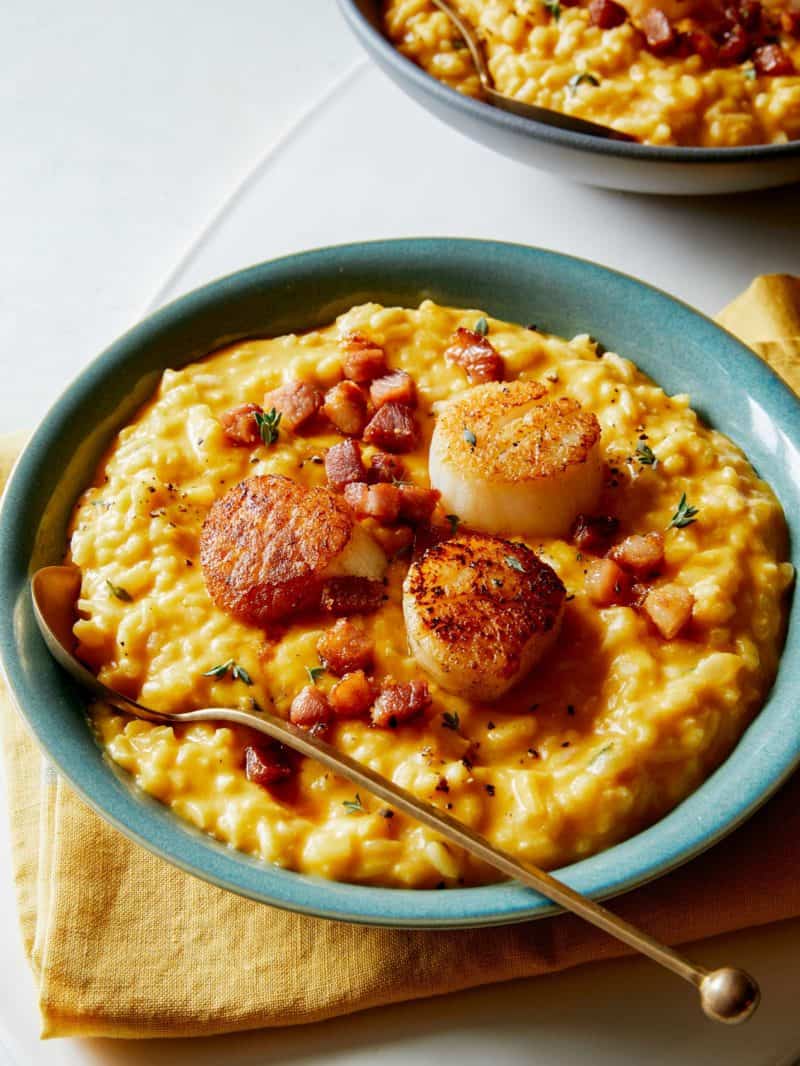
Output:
[[245, 742, 292, 787], [641, 8, 677, 54], [717, 21, 750, 63], [330, 670, 375, 718], [325, 439, 366, 491], [610, 532, 664, 578], [344, 481, 402, 523], [289, 685, 333, 731], [571, 513, 619, 552], [753, 43, 796, 76], [588, 0, 627, 28], [397, 484, 441, 524], [369, 370, 418, 410], [262, 381, 322, 431], [369, 452, 407, 484], [643, 584, 694, 639], [444, 328, 504, 384], [317, 618, 374, 675], [371, 680, 431, 728], [585, 558, 631, 607], [322, 380, 369, 436], [219, 402, 263, 445], [363, 403, 420, 453], [320, 577, 385, 615], [341, 333, 387, 382]]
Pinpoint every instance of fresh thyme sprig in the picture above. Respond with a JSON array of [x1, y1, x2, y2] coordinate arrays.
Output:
[[343, 794, 365, 815], [254, 407, 282, 446], [667, 493, 699, 530]]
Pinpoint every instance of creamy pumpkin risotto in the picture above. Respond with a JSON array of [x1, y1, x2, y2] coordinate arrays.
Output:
[[383, 0, 800, 147], [69, 301, 792, 888]]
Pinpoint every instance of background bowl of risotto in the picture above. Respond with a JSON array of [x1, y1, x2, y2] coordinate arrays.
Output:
[[1, 238, 800, 928], [338, 0, 800, 195]]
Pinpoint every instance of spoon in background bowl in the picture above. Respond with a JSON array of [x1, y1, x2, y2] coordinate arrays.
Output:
[[430, 0, 637, 142], [32, 562, 756, 1024]]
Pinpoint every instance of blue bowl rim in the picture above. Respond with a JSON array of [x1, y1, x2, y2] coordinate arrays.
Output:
[[1, 236, 799, 928], [337, 0, 800, 164]]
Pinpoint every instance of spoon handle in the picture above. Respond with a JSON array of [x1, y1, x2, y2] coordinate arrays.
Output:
[[170, 704, 756, 1023], [28, 566, 758, 1023]]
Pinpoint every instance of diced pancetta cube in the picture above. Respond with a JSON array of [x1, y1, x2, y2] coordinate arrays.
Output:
[[343, 482, 402, 523], [219, 402, 262, 445], [322, 380, 369, 436], [585, 558, 631, 606], [371, 680, 431, 728], [341, 333, 387, 382], [610, 532, 664, 578], [263, 381, 323, 431], [643, 584, 694, 639], [330, 670, 375, 718], [325, 439, 366, 490], [444, 328, 504, 384], [317, 618, 374, 675], [363, 403, 419, 453], [289, 685, 332, 731], [369, 370, 417, 410], [244, 742, 293, 787]]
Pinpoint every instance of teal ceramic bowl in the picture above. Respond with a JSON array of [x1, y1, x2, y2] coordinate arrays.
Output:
[[1, 239, 799, 928]]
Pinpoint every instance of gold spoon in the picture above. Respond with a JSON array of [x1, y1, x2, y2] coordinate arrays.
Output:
[[430, 0, 637, 142], [32, 563, 757, 1024]]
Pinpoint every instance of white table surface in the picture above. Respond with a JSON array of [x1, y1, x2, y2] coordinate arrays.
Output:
[[2, 2, 800, 1062]]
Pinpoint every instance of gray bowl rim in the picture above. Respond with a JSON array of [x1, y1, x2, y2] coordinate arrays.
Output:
[[338, 0, 800, 164]]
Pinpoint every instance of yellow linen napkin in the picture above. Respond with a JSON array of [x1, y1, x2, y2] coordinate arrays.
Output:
[[2, 277, 800, 1039]]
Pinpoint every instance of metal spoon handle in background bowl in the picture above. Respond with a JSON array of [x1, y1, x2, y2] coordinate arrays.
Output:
[[430, 0, 637, 142], [31, 564, 756, 1024]]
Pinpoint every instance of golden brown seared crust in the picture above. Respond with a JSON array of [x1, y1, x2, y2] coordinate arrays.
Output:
[[435, 380, 601, 482], [405, 533, 565, 681], [200, 475, 355, 625]]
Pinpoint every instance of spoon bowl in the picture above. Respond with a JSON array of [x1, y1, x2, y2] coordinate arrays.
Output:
[[429, 0, 636, 142]]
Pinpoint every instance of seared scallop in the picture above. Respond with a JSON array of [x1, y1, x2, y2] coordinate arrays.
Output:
[[201, 475, 386, 625], [429, 380, 602, 538], [402, 533, 565, 701]]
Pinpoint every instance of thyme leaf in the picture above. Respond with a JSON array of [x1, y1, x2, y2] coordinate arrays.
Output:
[[231, 663, 253, 685], [568, 72, 599, 92], [636, 441, 658, 467], [474, 316, 489, 336], [202, 658, 252, 683], [202, 658, 234, 679], [254, 407, 282, 446], [105, 579, 133, 602], [667, 493, 699, 530], [305, 665, 325, 685], [441, 711, 461, 732], [343, 793, 365, 815]]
